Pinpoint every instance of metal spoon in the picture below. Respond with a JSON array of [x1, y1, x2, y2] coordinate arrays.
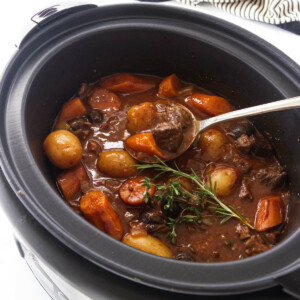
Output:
[[126, 96, 300, 163]]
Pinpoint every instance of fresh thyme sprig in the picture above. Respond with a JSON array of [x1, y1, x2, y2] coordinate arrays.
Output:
[[140, 177, 203, 244], [136, 157, 254, 230], [141, 177, 153, 203]]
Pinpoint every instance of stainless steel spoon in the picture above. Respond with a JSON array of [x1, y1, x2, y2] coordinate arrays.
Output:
[[126, 96, 300, 163]]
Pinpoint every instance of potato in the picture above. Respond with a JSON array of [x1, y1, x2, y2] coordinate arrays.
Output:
[[122, 233, 173, 258], [97, 150, 138, 178], [127, 102, 156, 133], [43, 130, 82, 169], [208, 166, 240, 197], [198, 129, 227, 161]]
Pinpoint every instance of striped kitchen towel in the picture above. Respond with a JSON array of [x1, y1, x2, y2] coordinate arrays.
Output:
[[177, 0, 300, 34]]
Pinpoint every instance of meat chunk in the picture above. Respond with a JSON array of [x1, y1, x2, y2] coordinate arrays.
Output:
[[68, 117, 92, 139], [153, 122, 183, 152], [236, 223, 251, 240], [140, 209, 166, 225], [263, 232, 277, 245], [244, 235, 272, 256], [234, 134, 254, 154], [155, 102, 193, 129], [139, 210, 168, 234], [255, 165, 286, 189], [153, 103, 192, 153], [171, 106, 193, 129], [239, 177, 252, 200], [146, 223, 169, 234], [232, 155, 252, 175], [87, 109, 104, 125]]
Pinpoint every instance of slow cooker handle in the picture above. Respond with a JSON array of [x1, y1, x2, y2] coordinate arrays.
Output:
[[17, 2, 97, 49], [17, 0, 174, 49]]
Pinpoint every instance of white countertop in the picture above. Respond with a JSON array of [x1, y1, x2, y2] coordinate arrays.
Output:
[[0, 1, 299, 299]]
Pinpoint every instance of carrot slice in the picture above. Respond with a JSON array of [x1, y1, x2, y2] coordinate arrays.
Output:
[[100, 73, 155, 93], [158, 74, 182, 98], [80, 190, 123, 240], [57, 163, 89, 200], [59, 97, 87, 121], [88, 88, 121, 113], [254, 196, 284, 231], [126, 133, 164, 158], [119, 176, 156, 206], [186, 92, 232, 116]]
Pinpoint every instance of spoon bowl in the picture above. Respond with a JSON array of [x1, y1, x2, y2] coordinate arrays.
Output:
[[125, 96, 300, 163]]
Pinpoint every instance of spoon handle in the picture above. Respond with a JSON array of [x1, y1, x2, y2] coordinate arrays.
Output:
[[198, 96, 300, 132]]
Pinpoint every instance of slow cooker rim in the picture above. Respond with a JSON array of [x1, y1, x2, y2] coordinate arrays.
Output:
[[1, 2, 300, 295]]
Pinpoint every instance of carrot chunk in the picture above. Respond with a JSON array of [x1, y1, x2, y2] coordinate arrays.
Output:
[[254, 196, 284, 231], [126, 133, 164, 158], [88, 87, 121, 113], [57, 163, 89, 200], [119, 176, 156, 206], [59, 97, 87, 121], [100, 73, 155, 93], [186, 92, 232, 116], [80, 190, 123, 240], [158, 74, 182, 98]]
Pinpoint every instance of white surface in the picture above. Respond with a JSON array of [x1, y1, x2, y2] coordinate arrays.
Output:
[[0, 1, 299, 300]]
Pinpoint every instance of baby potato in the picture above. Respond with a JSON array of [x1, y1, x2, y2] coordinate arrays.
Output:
[[127, 102, 156, 133], [43, 130, 82, 169], [122, 233, 173, 258], [98, 150, 138, 178], [198, 129, 227, 161], [208, 166, 240, 197]]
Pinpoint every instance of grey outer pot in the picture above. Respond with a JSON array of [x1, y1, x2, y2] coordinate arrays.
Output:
[[0, 1, 300, 298]]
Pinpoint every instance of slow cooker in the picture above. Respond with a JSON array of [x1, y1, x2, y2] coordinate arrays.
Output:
[[1, 1, 300, 299]]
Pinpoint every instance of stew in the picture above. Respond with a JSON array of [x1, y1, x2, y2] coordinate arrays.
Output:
[[43, 73, 289, 262]]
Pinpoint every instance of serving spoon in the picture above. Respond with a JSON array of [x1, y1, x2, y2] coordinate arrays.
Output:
[[126, 96, 300, 163]]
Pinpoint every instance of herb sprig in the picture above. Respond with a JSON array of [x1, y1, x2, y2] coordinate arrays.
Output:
[[137, 157, 254, 232], [141, 176, 203, 244]]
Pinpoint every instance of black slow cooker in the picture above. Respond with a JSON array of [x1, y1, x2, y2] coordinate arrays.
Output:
[[1, 1, 300, 299]]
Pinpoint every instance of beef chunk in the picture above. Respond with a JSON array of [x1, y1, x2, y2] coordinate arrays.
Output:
[[263, 232, 278, 245], [228, 122, 253, 139], [140, 210, 169, 234], [236, 223, 251, 240], [252, 133, 273, 157], [171, 106, 193, 129], [232, 155, 252, 175], [244, 235, 272, 256], [153, 122, 183, 152], [153, 103, 193, 152], [234, 134, 254, 154], [239, 177, 252, 200], [87, 109, 104, 125], [255, 165, 286, 189], [140, 210, 166, 225], [146, 223, 169, 233], [68, 118, 92, 139], [156, 103, 192, 129]]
